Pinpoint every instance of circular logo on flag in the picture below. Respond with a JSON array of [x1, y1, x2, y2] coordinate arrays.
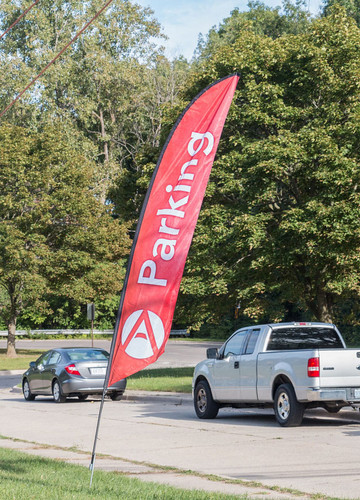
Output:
[[121, 310, 165, 360]]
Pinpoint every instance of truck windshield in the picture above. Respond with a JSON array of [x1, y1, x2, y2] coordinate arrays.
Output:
[[267, 327, 344, 350]]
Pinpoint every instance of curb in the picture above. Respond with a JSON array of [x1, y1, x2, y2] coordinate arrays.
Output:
[[0, 370, 24, 375], [123, 390, 192, 405]]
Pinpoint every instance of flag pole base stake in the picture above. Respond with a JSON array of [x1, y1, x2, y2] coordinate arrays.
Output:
[[89, 387, 107, 487]]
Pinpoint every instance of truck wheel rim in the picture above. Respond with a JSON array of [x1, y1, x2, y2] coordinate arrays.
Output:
[[197, 387, 207, 413], [277, 391, 290, 420]]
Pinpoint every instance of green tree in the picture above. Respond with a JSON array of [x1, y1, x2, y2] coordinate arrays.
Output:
[[0, 0, 185, 203], [196, 0, 312, 61], [109, 56, 189, 225], [0, 123, 130, 356], [177, 7, 360, 328], [0, 0, 189, 335], [322, 0, 360, 25]]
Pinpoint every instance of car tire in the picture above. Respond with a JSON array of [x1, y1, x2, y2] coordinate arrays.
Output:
[[274, 383, 304, 427], [52, 380, 66, 403], [110, 392, 124, 401], [23, 379, 35, 401], [194, 380, 219, 419]]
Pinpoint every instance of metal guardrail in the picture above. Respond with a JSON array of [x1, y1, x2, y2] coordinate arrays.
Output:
[[0, 329, 112, 337], [0, 328, 189, 337]]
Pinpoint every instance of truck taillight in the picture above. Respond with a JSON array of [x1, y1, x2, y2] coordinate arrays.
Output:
[[308, 357, 320, 377], [65, 364, 81, 376]]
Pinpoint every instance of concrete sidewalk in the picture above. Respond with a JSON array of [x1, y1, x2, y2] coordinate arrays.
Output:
[[0, 437, 309, 499]]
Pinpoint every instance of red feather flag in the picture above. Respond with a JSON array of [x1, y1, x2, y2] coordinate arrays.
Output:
[[107, 74, 239, 386]]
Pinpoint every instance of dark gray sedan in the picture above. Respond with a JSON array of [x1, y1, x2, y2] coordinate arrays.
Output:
[[22, 347, 126, 403]]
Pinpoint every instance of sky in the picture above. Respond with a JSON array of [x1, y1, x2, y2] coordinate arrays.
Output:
[[135, 0, 323, 60]]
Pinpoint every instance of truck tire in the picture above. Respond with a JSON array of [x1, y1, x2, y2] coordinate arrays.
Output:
[[194, 380, 219, 419], [274, 383, 304, 427]]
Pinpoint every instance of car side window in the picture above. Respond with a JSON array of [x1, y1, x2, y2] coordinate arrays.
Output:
[[47, 351, 61, 365], [223, 330, 248, 357], [36, 351, 52, 368], [244, 329, 260, 354]]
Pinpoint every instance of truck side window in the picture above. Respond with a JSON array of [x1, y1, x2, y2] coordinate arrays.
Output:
[[223, 330, 248, 357], [245, 329, 260, 354]]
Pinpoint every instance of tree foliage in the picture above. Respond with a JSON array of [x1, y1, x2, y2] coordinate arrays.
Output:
[[1, 1, 360, 342], [0, 123, 130, 355], [174, 6, 360, 330], [322, 0, 360, 25], [0, 0, 180, 199], [0, 0, 189, 346], [195, 0, 312, 61]]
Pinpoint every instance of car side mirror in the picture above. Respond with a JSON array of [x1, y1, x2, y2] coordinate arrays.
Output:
[[29, 361, 36, 368], [207, 348, 219, 359]]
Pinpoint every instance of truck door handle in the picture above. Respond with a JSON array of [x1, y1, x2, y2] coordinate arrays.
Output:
[[234, 361, 239, 369]]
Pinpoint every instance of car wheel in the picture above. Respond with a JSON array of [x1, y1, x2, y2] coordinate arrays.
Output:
[[23, 379, 35, 401], [52, 380, 66, 403], [274, 383, 304, 427], [194, 380, 219, 419], [110, 392, 124, 401], [78, 394, 88, 401]]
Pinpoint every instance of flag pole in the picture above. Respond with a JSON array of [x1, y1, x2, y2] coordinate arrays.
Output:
[[88, 135, 153, 485], [89, 330, 118, 487], [89, 385, 107, 486], [89, 287, 127, 486]]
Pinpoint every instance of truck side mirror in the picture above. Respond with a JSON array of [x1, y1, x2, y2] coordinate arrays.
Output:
[[207, 348, 219, 359]]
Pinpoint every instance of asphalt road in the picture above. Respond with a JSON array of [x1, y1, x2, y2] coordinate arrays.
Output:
[[2, 338, 360, 498], [0, 373, 20, 389], [1, 386, 360, 498]]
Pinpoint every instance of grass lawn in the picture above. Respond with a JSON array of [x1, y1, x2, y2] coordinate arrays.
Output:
[[0, 447, 243, 500], [0, 349, 45, 370], [127, 367, 193, 393]]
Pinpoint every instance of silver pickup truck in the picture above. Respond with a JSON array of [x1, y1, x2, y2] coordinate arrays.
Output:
[[192, 322, 360, 426]]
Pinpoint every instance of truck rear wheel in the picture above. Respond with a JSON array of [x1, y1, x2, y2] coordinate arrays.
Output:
[[194, 380, 219, 419], [274, 383, 304, 427]]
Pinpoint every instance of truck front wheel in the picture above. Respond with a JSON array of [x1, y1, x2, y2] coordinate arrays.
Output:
[[194, 380, 219, 419], [274, 383, 304, 427]]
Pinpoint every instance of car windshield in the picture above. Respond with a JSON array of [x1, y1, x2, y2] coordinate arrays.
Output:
[[66, 349, 109, 361], [267, 327, 344, 350]]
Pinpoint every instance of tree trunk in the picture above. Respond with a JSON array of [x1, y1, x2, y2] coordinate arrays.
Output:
[[310, 289, 334, 323], [7, 317, 17, 358], [99, 108, 110, 205]]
